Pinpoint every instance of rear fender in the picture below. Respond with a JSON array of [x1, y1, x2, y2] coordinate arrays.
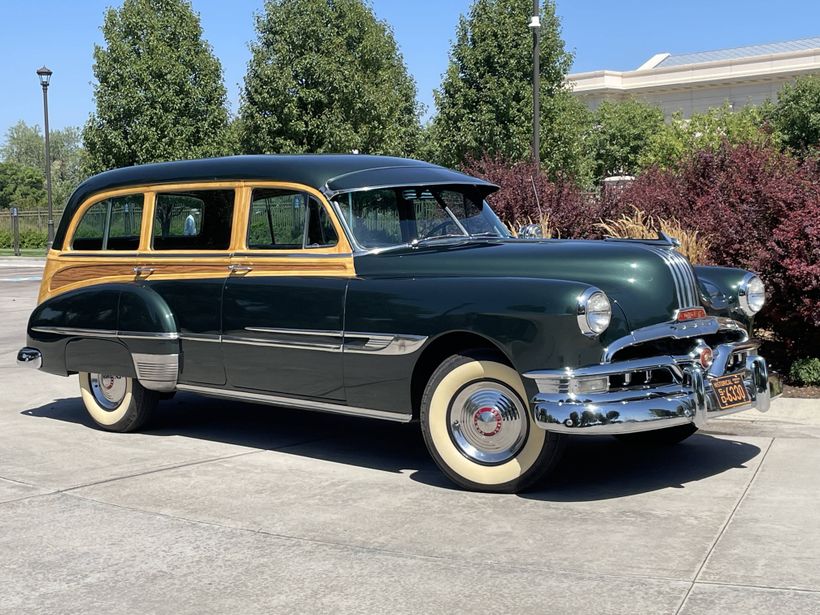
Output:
[[27, 283, 179, 391]]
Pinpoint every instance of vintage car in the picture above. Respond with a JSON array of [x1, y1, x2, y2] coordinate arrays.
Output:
[[17, 155, 782, 492]]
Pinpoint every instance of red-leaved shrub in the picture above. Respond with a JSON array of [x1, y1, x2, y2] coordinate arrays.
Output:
[[462, 156, 606, 237], [611, 142, 820, 354], [770, 190, 820, 327]]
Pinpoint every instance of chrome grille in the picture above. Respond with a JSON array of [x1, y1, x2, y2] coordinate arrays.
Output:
[[648, 247, 700, 309]]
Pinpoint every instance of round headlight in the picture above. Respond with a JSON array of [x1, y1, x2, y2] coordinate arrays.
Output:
[[738, 273, 765, 316], [577, 288, 611, 336]]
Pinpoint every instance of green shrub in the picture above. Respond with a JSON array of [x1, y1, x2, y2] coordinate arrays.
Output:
[[789, 358, 820, 386], [0, 228, 47, 249], [18, 229, 48, 249]]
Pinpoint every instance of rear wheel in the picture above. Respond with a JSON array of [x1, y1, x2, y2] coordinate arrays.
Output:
[[79, 372, 158, 432], [615, 424, 698, 447], [420, 352, 565, 493]]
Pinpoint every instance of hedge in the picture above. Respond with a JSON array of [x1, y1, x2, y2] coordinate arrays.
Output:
[[462, 144, 820, 364], [0, 228, 48, 250]]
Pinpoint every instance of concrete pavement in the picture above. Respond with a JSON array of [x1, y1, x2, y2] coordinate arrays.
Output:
[[1, 263, 819, 614]]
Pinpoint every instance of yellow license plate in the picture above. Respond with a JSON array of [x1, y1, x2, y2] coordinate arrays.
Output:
[[712, 373, 751, 410]]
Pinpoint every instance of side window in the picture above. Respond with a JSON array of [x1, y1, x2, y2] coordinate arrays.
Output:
[[72, 194, 143, 251], [152, 189, 234, 251], [248, 189, 337, 250], [336, 189, 403, 247]]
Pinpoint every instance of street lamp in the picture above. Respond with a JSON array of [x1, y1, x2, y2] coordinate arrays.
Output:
[[36, 65, 55, 250], [528, 2, 541, 166]]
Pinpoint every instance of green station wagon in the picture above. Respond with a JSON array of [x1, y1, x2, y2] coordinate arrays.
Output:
[[17, 155, 782, 492]]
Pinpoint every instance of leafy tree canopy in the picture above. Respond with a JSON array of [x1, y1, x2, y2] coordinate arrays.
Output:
[[0, 162, 46, 210], [589, 99, 665, 180], [430, 0, 580, 177], [769, 75, 820, 155], [1, 121, 85, 207], [240, 0, 421, 156], [638, 103, 774, 170], [83, 0, 231, 174]]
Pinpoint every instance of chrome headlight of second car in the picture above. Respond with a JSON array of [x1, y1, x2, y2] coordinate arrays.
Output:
[[738, 273, 765, 316], [577, 287, 612, 336]]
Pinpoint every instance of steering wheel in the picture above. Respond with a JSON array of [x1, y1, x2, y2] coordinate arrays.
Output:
[[419, 220, 458, 239]]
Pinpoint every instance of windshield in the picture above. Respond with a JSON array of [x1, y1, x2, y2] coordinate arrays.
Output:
[[332, 186, 509, 249]]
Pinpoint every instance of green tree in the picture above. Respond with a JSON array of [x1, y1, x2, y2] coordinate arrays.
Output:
[[83, 0, 231, 174], [590, 99, 664, 180], [0, 162, 46, 210], [430, 0, 582, 177], [770, 75, 820, 155], [240, 0, 421, 156], [1, 121, 85, 207], [639, 103, 773, 170]]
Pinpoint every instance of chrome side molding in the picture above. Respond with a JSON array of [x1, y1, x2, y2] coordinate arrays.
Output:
[[30, 325, 427, 357], [31, 326, 179, 341], [222, 328, 427, 355], [343, 332, 427, 355]]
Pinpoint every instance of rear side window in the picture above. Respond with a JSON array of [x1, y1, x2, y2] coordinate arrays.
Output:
[[152, 189, 234, 251], [248, 189, 338, 250], [72, 194, 143, 250]]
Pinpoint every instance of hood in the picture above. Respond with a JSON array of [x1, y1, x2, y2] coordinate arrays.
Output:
[[354, 239, 702, 331]]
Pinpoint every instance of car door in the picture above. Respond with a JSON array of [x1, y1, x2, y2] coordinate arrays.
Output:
[[136, 185, 239, 386], [221, 186, 354, 400]]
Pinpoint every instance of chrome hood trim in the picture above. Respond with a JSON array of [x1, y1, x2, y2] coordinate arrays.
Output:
[[646, 246, 700, 310]]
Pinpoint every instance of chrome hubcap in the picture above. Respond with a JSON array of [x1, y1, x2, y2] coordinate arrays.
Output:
[[449, 382, 528, 465], [90, 374, 127, 410]]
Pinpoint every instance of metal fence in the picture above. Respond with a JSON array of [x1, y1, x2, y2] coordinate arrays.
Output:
[[0, 208, 63, 233]]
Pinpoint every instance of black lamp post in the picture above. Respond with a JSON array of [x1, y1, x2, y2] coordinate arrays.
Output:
[[36, 65, 54, 250], [528, 2, 541, 166]]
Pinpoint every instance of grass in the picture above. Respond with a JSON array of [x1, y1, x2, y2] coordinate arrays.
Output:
[[596, 206, 711, 264], [0, 248, 46, 257]]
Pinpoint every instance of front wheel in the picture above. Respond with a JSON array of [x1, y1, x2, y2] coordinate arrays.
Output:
[[79, 372, 159, 432], [420, 352, 565, 493]]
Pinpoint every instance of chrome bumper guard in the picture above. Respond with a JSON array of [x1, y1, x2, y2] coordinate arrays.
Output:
[[16, 347, 43, 369], [525, 344, 782, 435]]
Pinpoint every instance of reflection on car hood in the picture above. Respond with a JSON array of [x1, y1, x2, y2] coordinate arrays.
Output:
[[354, 239, 700, 331]]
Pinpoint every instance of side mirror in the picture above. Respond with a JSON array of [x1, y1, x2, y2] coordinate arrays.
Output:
[[517, 223, 543, 239]]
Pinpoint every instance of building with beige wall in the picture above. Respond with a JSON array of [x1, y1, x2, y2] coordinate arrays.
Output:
[[567, 37, 820, 118]]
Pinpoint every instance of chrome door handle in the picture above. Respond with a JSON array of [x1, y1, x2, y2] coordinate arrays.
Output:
[[133, 266, 155, 276], [228, 264, 253, 273]]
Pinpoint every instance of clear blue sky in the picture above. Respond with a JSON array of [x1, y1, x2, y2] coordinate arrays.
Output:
[[1, 0, 818, 138]]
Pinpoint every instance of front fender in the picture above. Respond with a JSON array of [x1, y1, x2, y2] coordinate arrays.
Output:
[[694, 266, 756, 327], [343, 276, 628, 413]]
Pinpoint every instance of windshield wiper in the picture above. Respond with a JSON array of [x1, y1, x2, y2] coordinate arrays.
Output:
[[467, 231, 504, 238], [410, 234, 470, 247]]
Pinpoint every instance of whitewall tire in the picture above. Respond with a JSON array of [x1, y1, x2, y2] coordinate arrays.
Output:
[[79, 372, 158, 432], [420, 352, 565, 493]]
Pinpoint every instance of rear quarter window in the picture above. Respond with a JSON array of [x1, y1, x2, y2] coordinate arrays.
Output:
[[71, 194, 143, 251]]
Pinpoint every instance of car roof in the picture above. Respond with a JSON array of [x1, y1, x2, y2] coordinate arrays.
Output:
[[54, 155, 498, 248]]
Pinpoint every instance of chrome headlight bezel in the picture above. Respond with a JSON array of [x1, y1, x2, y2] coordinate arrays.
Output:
[[738, 273, 765, 316], [577, 287, 612, 337]]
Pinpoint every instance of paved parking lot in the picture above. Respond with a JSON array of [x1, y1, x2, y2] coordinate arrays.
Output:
[[1, 259, 819, 614]]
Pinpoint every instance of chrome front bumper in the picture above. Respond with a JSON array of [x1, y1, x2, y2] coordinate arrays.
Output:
[[525, 352, 782, 435]]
